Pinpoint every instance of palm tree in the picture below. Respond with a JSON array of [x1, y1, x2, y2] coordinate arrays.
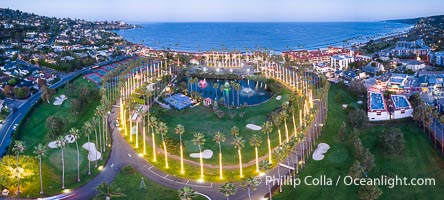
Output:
[[230, 126, 239, 138], [232, 136, 245, 177], [175, 124, 185, 174], [261, 121, 273, 163], [192, 132, 206, 180], [33, 143, 46, 195], [273, 147, 285, 192], [213, 82, 220, 100], [157, 121, 169, 168], [12, 140, 25, 194], [230, 81, 235, 107], [83, 121, 93, 175], [234, 82, 241, 107], [149, 116, 158, 162], [178, 186, 197, 200], [95, 182, 126, 200], [213, 131, 226, 179], [249, 134, 262, 173], [219, 183, 237, 200], [272, 114, 283, 145], [92, 117, 100, 166], [241, 177, 260, 200], [56, 136, 66, 190], [69, 128, 81, 182], [440, 116, 444, 157], [259, 160, 273, 200], [433, 110, 439, 148], [280, 110, 290, 142]]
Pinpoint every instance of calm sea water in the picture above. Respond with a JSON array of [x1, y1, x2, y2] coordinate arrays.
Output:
[[114, 22, 411, 52]]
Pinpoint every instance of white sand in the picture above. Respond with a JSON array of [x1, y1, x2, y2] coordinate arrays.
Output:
[[246, 124, 262, 131], [190, 149, 213, 159], [82, 142, 102, 161], [357, 100, 363, 104], [48, 141, 58, 149], [312, 143, 330, 161], [65, 134, 76, 143], [342, 104, 348, 109], [53, 95, 68, 106], [276, 95, 282, 101]]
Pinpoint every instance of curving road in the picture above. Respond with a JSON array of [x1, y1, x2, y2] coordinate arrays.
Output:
[[0, 68, 91, 157]]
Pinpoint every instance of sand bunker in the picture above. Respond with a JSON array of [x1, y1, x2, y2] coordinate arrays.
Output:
[[276, 95, 282, 101], [312, 143, 330, 161], [246, 124, 262, 131], [82, 142, 102, 161], [190, 149, 213, 159], [53, 95, 68, 106]]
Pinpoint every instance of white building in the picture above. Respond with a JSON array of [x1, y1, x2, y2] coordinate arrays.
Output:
[[330, 55, 354, 70], [389, 95, 413, 119], [429, 51, 444, 66], [367, 92, 390, 121], [403, 60, 426, 71]]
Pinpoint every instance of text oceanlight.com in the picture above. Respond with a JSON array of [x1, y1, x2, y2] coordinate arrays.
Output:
[[262, 175, 436, 188]]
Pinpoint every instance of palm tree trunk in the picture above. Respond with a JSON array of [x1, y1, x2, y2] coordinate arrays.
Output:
[[152, 131, 156, 161], [219, 143, 223, 179], [39, 156, 43, 194], [268, 184, 272, 200], [238, 149, 243, 177], [198, 145, 204, 179], [62, 149, 65, 190], [87, 135, 91, 175], [162, 134, 168, 168], [16, 153, 20, 194], [180, 135, 184, 174], [267, 134, 272, 163], [76, 140, 80, 182], [94, 127, 98, 167], [248, 187, 251, 200]]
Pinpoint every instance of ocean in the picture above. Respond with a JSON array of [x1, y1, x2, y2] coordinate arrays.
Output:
[[114, 22, 411, 52]]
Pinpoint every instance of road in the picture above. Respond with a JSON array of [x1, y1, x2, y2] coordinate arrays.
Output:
[[0, 68, 91, 156]]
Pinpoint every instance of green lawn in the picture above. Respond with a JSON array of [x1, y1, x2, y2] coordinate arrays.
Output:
[[109, 167, 207, 200], [10, 77, 110, 197], [274, 85, 444, 200], [151, 86, 296, 165]]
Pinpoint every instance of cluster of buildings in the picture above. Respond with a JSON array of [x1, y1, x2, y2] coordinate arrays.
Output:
[[367, 91, 413, 121]]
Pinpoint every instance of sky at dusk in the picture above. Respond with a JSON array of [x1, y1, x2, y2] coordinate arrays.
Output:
[[1, 0, 443, 22]]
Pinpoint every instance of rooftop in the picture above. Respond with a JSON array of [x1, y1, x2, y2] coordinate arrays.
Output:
[[368, 92, 386, 111], [391, 95, 411, 110]]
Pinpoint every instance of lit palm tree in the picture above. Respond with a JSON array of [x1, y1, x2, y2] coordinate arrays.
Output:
[[92, 117, 100, 166], [95, 182, 126, 200], [230, 126, 239, 138], [149, 116, 158, 161], [272, 114, 283, 145], [56, 136, 66, 190], [219, 183, 237, 200], [192, 132, 206, 180], [259, 160, 273, 200], [234, 82, 241, 107], [280, 110, 290, 142], [12, 140, 25, 194], [178, 186, 197, 200], [240, 177, 260, 200], [213, 131, 226, 179], [249, 134, 262, 173], [261, 121, 273, 163], [33, 143, 46, 195], [175, 124, 185, 174], [273, 147, 285, 192], [157, 121, 169, 168], [232, 136, 245, 177], [69, 127, 81, 182], [83, 121, 93, 175], [213, 82, 220, 100]]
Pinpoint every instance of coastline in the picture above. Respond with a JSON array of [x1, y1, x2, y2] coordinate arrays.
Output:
[[114, 22, 412, 53]]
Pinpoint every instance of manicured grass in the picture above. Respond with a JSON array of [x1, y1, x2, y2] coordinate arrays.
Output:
[[274, 85, 444, 200], [110, 167, 207, 200], [151, 86, 297, 165], [10, 77, 110, 197]]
